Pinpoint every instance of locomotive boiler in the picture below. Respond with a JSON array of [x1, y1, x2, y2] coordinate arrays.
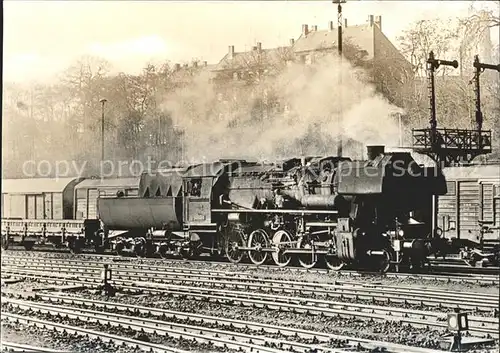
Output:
[[97, 145, 446, 272]]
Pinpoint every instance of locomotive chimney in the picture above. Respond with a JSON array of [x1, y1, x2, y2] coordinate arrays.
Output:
[[290, 38, 295, 46], [367, 145, 385, 160]]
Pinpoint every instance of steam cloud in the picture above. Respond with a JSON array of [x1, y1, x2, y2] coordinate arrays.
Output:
[[161, 54, 403, 163]]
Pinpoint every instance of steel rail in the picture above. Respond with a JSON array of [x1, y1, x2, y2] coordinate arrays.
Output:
[[25, 292, 453, 353], [1, 312, 189, 353], [2, 260, 498, 312], [3, 255, 498, 292], [2, 299, 300, 353], [2, 267, 498, 337], [3, 252, 498, 282], [0, 342, 70, 353]]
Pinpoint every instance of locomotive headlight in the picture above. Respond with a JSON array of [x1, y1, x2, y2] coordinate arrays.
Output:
[[397, 229, 404, 237]]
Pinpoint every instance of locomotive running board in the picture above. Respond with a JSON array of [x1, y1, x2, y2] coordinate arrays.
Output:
[[212, 209, 338, 215]]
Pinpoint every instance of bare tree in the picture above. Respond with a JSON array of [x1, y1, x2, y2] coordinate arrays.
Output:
[[398, 18, 460, 77]]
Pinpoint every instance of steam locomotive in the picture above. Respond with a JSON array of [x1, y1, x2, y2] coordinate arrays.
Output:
[[4, 146, 498, 272], [95, 145, 446, 272]]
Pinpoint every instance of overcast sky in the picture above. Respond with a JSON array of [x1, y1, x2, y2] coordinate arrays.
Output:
[[3, 0, 498, 83]]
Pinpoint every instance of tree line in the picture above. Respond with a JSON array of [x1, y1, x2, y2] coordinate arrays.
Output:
[[2, 7, 499, 178]]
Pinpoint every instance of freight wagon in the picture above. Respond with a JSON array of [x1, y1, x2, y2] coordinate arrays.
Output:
[[1, 177, 139, 252], [437, 164, 500, 262]]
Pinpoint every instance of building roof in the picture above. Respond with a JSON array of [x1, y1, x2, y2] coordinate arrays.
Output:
[[293, 24, 375, 58], [213, 46, 293, 72], [170, 62, 216, 83], [1, 177, 82, 194]]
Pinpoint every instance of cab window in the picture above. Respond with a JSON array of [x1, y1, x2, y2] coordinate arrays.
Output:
[[188, 179, 202, 197]]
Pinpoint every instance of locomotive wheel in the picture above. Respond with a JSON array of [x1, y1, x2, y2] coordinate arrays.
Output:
[[134, 244, 146, 258], [158, 245, 169, 259], [375, 249, 392, 273], [115, 241, 126, 256], [134, 238, 148, 258], [23, 241, 35, 251], [271, 230, 293, 267], [94, 245, 106, 254], [225, 228, 246, 264], [297, 237, 317, 269], [324, 254, 346, 271], [1, 234, 10, 251], [248, 229, 270, 266], [68, 239, 83, 254], [180, 248, 195, 260]]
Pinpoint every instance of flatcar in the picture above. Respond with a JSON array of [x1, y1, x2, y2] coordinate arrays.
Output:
[[1, 176, 139, 252]]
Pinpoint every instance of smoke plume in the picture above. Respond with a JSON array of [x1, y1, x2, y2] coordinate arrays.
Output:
[[161, 54, 403, 163]]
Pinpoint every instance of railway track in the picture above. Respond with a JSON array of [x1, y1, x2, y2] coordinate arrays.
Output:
[[0, 292, 450, 353], [2, 255, 499, 313], [2, 257, 498, 338], [0, 342, 70, 353], [4, 247, 500, 279], [1, 312, 188, 353], [3, 263, 499, 316], [2, 252, 499, 286]]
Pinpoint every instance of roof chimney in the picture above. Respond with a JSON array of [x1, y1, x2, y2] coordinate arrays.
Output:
[[368, 15, 374, 26], [374, 15, 382, 30], [302, 24, 309, 36], [174, 63, 180, 71], [290, 38, 295, 46], [256, 42, 262, 51], [344, 18, 348, 27], [328, 21, 334, 31], [312, 25, 318, 32], [228, 45, 235, 59]]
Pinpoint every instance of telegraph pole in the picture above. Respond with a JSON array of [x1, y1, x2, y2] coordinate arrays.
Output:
[[99, 98, 107, 166], [333, 0, 346, 157]]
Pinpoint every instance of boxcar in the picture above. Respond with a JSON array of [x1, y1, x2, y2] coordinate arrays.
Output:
[[1, 178, 83, 220], [74, 177, 139, 220], [438, 164, 499, 251]]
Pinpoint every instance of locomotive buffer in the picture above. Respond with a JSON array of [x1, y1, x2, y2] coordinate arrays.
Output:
[[412, 52, 497, 166]]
